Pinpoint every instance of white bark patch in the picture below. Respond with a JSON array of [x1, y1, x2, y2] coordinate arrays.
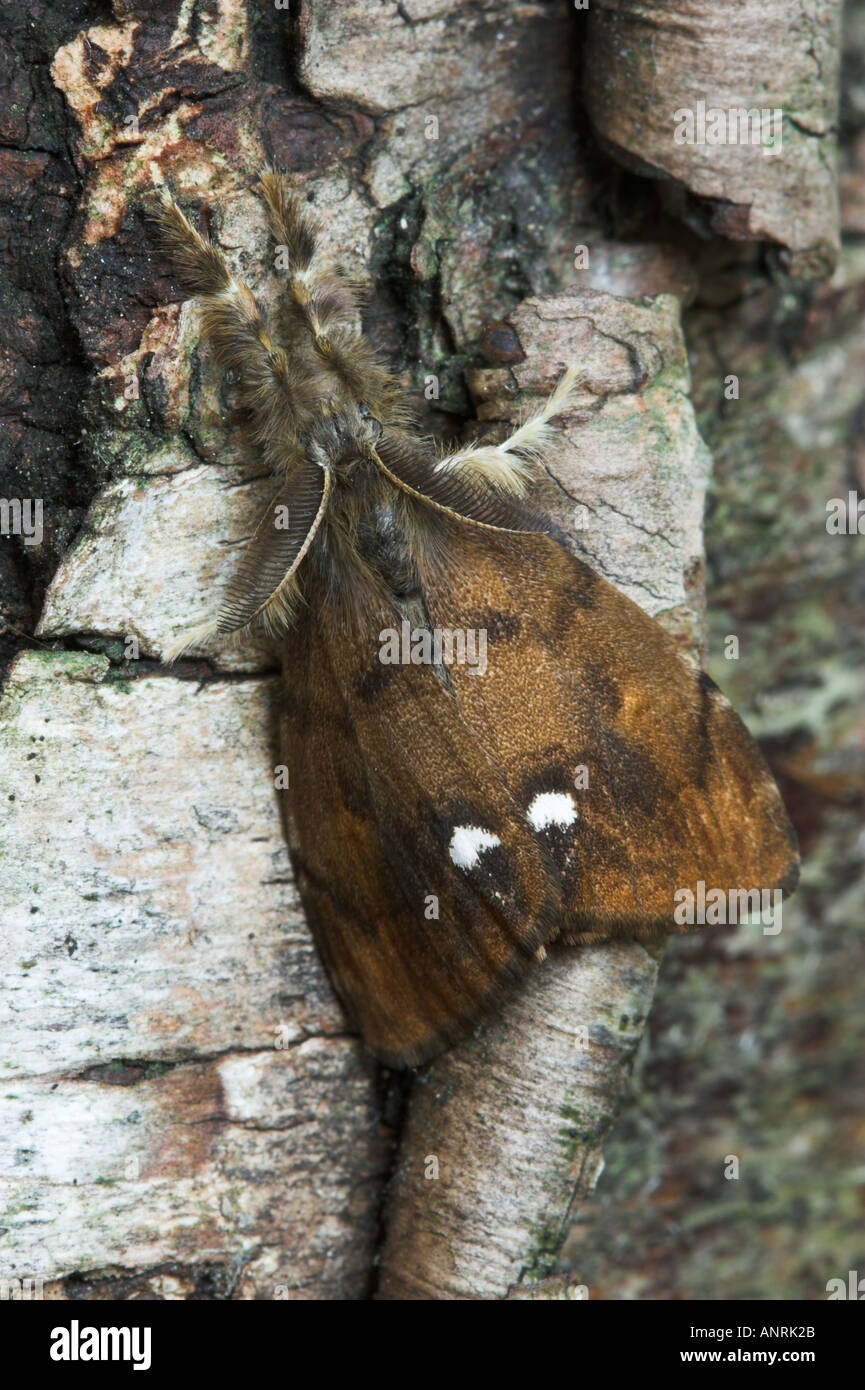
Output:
[[527, 792, 578, 831], [448, 825, 501, 871], [0, 650, 387, 1296]]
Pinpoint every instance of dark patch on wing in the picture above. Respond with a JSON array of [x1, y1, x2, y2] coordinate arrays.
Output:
[[353, 654, 403, 703], [291, 853, 380, 942], [543, 569, 600, 640], [690, 669, 721, 791], [334, 765, 370, 819], [428, 797, 496, 846], [279, 679, 310, 729], [463, 609, 523, 641], [573, 818, 634, 876], [516, 752, 572, 798], [580, 659, 622, 717], [595, 728, 672, 818], [456, 842, 521, 907]]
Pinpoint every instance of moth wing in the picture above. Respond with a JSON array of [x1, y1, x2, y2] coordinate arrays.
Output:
[[279, 598, 561, 1067], [421, 525, 799, 939], [216, 460, 329, 634]]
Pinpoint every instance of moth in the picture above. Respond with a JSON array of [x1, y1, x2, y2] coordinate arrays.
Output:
[[151, 171, 799, 1068]]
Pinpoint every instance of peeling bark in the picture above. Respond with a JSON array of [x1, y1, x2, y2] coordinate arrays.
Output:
[[585, 0, 843, 279]]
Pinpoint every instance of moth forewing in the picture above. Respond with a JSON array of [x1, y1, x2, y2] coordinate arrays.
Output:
[[421, 525, 799, 944]]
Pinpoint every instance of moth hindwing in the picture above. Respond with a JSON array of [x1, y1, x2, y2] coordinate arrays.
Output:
[[152, 171, 799, 1067]]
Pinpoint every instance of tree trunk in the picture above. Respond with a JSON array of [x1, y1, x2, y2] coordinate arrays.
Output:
[[0, 0, 851, 1301]]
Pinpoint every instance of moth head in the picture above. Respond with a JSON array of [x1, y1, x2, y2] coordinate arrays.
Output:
[[308, 404, 382, 474], [355, 400, 385, 451]]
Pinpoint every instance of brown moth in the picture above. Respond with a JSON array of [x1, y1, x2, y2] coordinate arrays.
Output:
[[151, 171, 799, 1068]]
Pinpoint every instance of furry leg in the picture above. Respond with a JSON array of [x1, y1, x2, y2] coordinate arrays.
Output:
[[258, 169, 404, 423], [435, 367, 581, 496], [151, 190, 314, 465]]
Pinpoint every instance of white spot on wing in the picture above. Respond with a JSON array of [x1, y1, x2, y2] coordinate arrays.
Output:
[[449, 825, 501, 870], [527, 791, 578, 831]]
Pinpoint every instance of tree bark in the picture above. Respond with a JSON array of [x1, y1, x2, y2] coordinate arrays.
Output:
[[585, 0, 842, 279], [0, 0, 845, 1300]]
